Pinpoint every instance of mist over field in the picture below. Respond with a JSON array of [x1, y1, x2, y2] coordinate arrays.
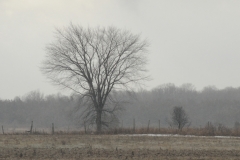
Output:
[[1, 0, 240, 133], [1, 83, 240, 131], [1, 0, 240, 99], [1, 1, 240, 159]]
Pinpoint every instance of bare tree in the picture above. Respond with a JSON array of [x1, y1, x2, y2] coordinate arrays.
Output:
[[170, 106, 190, 130], [41, 24, 148, 133]]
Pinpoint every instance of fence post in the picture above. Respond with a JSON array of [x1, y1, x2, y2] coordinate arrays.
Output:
[[147, 120, 150, 133], [30, 121, 33, 134], [52, 123, 54, 135], [158, 120, 160, 133], [133, 118, 135, 133], [2, 125, 4, 135]]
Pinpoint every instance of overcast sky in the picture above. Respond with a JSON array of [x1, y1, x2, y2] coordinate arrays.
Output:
[[1, 0, 240, 99]]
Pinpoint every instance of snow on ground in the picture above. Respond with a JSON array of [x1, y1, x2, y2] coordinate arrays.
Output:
[[124, 134, 240, 139]]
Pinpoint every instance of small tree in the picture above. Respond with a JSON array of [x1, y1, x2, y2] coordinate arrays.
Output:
[[170, 106, 190, 131]]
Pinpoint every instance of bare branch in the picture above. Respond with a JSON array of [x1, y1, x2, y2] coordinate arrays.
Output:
[[41, 24, 149, 132]]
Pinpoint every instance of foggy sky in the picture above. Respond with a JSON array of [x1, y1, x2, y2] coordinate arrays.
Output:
[[1, 0, 240, 99]]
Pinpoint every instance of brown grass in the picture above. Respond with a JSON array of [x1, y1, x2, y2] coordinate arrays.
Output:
[[98, 126, 240, 137], [0, 134, 240, 159], [2, 125, 240, 137]]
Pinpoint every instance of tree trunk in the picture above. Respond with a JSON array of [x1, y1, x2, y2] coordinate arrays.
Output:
[[96, 110, 102, 133]]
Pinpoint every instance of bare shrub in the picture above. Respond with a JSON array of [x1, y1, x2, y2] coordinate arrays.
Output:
[[203, 122, 216, 136], [234, 121, 240, 135], [216, 123, 231, 136], [169, 106, 190, 131]]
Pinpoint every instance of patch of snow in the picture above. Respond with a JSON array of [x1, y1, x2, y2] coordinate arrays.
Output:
[[122, 134, 240, 139]]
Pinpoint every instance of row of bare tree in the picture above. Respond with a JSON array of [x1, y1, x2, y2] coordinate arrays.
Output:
[[0, 84, 240, 131]]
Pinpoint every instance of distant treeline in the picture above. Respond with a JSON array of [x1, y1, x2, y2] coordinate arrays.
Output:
[[121, 83, 240, 128], [1, 83, 240, 130], [0, 91, 75, 130]]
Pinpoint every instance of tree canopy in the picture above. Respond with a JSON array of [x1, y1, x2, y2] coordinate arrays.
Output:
[[41, 24, 149, 132]]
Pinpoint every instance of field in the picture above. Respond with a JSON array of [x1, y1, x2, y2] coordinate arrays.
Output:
[[0, 134, 240, 159]]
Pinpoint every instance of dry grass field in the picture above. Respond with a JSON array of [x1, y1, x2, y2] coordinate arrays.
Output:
[[0, 134, 240, 159]]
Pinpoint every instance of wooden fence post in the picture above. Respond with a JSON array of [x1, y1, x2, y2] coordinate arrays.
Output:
[[52, 123, 54, 135], [133, 118, 135, 133], [2, 125, 4, 135], [147, 120, 150, 133], [30, 121, 33, 134], [159, 120, 160, 133]]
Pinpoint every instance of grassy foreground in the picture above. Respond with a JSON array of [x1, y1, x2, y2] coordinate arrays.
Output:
[[0, 134, 240, 159]]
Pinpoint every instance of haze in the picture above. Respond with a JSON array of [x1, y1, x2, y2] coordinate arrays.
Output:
[[1, 0, 240, 99]]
